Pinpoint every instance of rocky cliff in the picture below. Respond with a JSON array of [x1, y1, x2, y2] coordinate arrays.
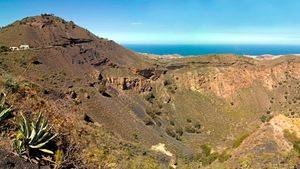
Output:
[[0, 15, 299, 168]]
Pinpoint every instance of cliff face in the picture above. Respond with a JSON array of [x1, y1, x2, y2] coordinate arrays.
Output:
[[0, 15, 300, 168], [172, 58, 300, 98]]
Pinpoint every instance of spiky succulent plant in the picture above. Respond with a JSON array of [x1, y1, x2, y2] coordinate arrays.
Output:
[[13, 112, 57, 156], [0, 92, 12, 122]]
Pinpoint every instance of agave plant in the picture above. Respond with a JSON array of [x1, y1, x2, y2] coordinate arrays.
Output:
[[13, 112, 57, 156], [0, 92, 12, 122]]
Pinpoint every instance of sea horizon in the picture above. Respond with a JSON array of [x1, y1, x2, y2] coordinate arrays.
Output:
[[124, 44, 300, 56]]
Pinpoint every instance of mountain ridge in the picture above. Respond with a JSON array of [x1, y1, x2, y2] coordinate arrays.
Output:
[[0, 15, 299, 168]]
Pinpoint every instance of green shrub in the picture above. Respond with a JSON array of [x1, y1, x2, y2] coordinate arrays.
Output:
[[163, 79, 172, 86], [260, 115, 273, 123], [166, 127, 176, 138], [175, 127, 183, 136], [0, 93, 12, 122], [293, 141, 300, 155], [201, 144, 212, 156], [198, 144, 219, 166], [194, 122, 201, 129], [146, 107, 160, 118], [0, 45, 11, 52], [143, 117, 154, 126], [218, 150, 231, 162], [98, 83, 107, 94], [283, 129, 298, 142], [145, 92, 155, 103], [283, 129, 300, 155], [54, 149, 64, 168], [170, 120, 175, 126], [200, 152, 218, 166], [185, 125, 196, 133], [232, 133, 249, 148], [132, 132, 138, 140], [13, 112, 57, 157], [4, 78, 20, 93]]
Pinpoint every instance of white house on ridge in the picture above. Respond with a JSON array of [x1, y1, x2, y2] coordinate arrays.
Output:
[[19, 44, 30, 50], [10, 44, 30, 51], [9, 47, 19, 51]]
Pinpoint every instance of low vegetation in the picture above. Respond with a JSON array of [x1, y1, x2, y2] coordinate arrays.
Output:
[[0, 93, 12, 122], [0, 45, 11, 53], [0, 91, 58, 164], [260, 114, 273, 123], [4, 76, 20, 93], [1, 14, 300, 168], [13, 112, 57, 157], [283, 129, 300, 155], [232, 133, 250, 148], [197, 144, 219, 166]]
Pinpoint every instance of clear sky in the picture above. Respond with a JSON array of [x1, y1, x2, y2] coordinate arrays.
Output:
[[1, 0, 300, 44]]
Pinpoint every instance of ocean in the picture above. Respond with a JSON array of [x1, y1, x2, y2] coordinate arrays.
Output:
[[124, 44, 300, 56]]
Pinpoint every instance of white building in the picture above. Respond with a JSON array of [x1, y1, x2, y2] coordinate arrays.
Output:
[[9, 47, 19, 51], [19, 44, 30, 50]]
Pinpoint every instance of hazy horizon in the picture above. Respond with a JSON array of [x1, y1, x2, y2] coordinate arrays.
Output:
[[1, 0, 300, 45]]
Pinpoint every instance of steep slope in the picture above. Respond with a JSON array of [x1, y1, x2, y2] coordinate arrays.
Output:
[[216, 114, 300, 168], [0, 15, 300, 168], [0, 14, 150, 68], [0, 15, 193, 159]]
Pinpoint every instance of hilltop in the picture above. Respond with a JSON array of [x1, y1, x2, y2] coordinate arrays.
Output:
[[0, 15, 299, 168], [0, 14, 151, 68]]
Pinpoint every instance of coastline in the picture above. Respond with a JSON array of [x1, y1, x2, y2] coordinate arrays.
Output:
[[139, 51, 300, 60], [126, 44, 300, 58]]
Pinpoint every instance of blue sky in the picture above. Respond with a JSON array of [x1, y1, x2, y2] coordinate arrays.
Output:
[[1, 0, 300, 44]]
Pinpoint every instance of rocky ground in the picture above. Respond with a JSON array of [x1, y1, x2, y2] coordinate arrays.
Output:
[[0, 15, 299, 168], [0, 150, 42, 169]]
